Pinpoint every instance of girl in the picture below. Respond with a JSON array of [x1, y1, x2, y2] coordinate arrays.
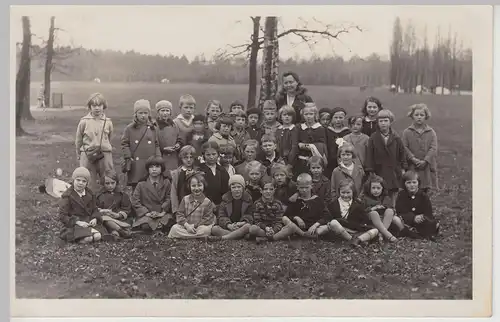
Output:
[[186, 114, 211, 163], [365, 109, 408, 206], [275, 71, 314, 124], [59, 167, 108, 243], [246, 107, 262, 141], [275, 105, 299, 166], [96, 171, 132, 239], [319, 107, 333, 128], [234, 139, 259, 180], [155, 100, 182, 174], [326, 107, 351, 178], [308, 155, 332, 207], [121, 99, 161, 190], [330, 143, 365, 200], [206, 100, 223, 133], [131, 156, 173, 234], [359, 174, 405, 242], [173, 94, 196, 144], [209, 116, 237, 151], [395, 171, 439, 239], [209, 175, 254, 241], [168, 172, 217, 239], [296, 103, 328, 179], [343, 115, 370, 168], [219, 143, 237, 177], [361, 96, 383, 137], [326, 179, 380, 247], [245, 160, 267, 201], [249, 177, 303, 243], [230, 109, 251, 162], [402, 103, 439, 193], [271, 163, 297, 208], [198, 141, 230, 206], [170, 145, 198, 213], [229, 100, 246, 114], [75, 92, 114, 192]]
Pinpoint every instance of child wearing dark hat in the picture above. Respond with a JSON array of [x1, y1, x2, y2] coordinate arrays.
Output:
[[186, 114, 212, 163], [318, 107, 333, 128], [325, 106, 351, 178], [131, 156, 174, 234], [155, 100, 182, 174], [209, 174, 254, 241], [246, 107, 263, 141], [59, 167, 109, 243]]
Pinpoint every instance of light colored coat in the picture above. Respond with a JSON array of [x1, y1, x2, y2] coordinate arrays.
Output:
[[330, 163, 365, 199], [75, 113, 114, 156]]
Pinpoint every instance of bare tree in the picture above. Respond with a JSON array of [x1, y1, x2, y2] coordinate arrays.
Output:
[[258, 17, 279, 109], [16, 17, 31, 136], [248, 16, 261, 108], [390, 17, 403, 89]]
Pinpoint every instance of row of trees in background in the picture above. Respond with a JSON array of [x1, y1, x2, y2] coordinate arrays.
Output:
[[390, 17, 472, 94]]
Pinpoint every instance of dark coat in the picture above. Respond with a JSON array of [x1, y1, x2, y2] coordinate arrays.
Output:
[[329, 198, 373, 232], [95, 189, 132, 219], [275, 124, 299, 166], [325, 126, 351, 178], [217, 191, 254, 229], [198, 163, 229, 205], [285, 195, 331, 228], [365, 130, 408, 191], [59, 186, 107, 242], [275, 87, 314, 124]]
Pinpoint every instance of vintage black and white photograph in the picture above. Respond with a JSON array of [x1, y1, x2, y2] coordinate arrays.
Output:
[[11, 4, 492, 317]]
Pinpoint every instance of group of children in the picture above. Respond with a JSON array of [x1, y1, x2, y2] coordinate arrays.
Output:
[[62, 93, 439, 245]]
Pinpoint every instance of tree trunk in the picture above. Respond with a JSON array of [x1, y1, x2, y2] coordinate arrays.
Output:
[[44, 16, 55, 108], [247, 16, 261, 109], [258, 17, 279, 110], [16, 17, 31, 136]]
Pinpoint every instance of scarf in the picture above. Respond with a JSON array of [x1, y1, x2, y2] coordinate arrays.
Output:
[[338, 197, 352, 218], [340, 162, 354, 176]]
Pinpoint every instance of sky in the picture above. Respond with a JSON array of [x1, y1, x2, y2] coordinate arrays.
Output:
[[11, 5, 476, 61]]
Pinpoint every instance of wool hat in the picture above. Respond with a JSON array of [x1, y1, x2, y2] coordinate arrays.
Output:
[[331, 106, 347, 116], [72, 167, 91, 182], [134, 99, 151, 114], [228, 174, 245, 189], [155, 100, 173, 113]]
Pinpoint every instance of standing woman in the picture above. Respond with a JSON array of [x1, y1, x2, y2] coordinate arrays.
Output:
[[75, 93, 114, 192], [275, 71, 314, 124], [121, 99, 161, 191]]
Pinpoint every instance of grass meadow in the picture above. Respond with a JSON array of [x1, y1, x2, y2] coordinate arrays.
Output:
[[15, 81, 472, 299]]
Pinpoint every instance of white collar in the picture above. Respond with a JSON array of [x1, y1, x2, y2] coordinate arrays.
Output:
[[266, 151, 277, 161], [341, 162, 354, 171], [75, 189, 86, 197], [301, 122, 321, 130], [279, 124, 295, 130]]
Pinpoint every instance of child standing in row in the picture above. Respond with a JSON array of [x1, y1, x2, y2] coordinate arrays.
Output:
[[198, 141, 229, 206], [402, 103, 439, 193], [155, 100, 182, 173], [271, 163, 296, 208], [326, 107, 351, 178], [168, 172, 216, 239], [187, 114, 211, 164], [275, 105, 299, 166], [206, 100, 222, 133], [219, 143, 237, 176], [246, 108, 262, 141], [257, 134, 284, 176], [235, 139, 259, 180], [174, 94, 196, 144], [343, 115, 370, 168], [308, 156, 332, 206], [318, 107, 333, 128], [361, 96, 383, 137], [245, 161, 266, 201], [170, 145, 198, 213], [209, 116, 237, 151], [230, 109, 251, 162], [260, 100, 281, 138]]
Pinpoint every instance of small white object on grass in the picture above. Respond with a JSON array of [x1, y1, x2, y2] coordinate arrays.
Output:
[[56, 160, 60, 163], [56, 168, 63, 176]]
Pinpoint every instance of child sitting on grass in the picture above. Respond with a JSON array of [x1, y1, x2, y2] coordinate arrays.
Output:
[[170, 145, 198, 213], [282, 173, 331, 239], [131, 156, 173, 234], [96, 170, 132, 239], [209, 175, 254, 241], [395, 171, 440, 239], [249, 177, 303, 243], [168, 172, 216, 239], [59, 167, 108, 243]]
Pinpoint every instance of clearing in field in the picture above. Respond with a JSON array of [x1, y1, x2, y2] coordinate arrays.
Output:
[[15, 83, 472, 299]]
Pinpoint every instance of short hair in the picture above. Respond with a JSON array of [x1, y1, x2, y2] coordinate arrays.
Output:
[[260, 176, 275, 189], [348, 115, 364, 126], [186, 172, 207, 193], [338, 179, 357, 198], [201, 141, 220, 154], [296, 173, 313, 185], [246, 107, 261, 118], [245, 160, 266, 176], [179, 94, 196, 108], [87, 93, 107, 110], [301, 102, 319, 121], [262, 100, 278, 112], [308, 155, 325, 168], [402, 170, 420, 183], [361, 96, 383, 116], [219, 143, 235, 156], [242, 139, 259, 151], [178, 145, 196, 159], [205, 100, 222, 115], [232, 109, 247, 120], [260, 134, 276, 144], [215, 116, 234, 130], [145, 155, 166, 173], [408, 103, 431, 120], [337, 142, 357, 159], [377, 109, 395, 122], [270, 163, 291, 178], [278, 105, 296, 123], [229, 100, 245, 112], [363, 173, 386, 197], [193, 114, 206, 124]]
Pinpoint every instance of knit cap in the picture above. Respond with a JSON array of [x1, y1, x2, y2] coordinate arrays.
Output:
[[331, 106, 347, 116], [228, 174, 246, 189], [72, 167, 91, 182], [155, 100, 173, 113], [134, 99, 151, 114]]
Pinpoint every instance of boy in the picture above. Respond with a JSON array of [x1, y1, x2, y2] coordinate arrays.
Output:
[[249, 177, 303, 243], [231, 109, 251, 162], [209, 175, 254, 241], [209, 116, 237, 154], [173, 94, 196, 144], [260, 100, 281, 138], [326, 106, 351, 178], [246, 107, 262, 141], [257, 134, 285, 177], [283, 173, 332, 238], [186, 114, 211, 162], [229, 100, 246, 114]]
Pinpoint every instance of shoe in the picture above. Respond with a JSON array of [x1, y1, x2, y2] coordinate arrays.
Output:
[[205, 235, 222, 242], [349, 238, 362, 248], [255, 237, 268, 244]]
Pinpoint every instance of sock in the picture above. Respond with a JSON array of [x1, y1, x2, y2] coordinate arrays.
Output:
[[358, 228, 378, 242]]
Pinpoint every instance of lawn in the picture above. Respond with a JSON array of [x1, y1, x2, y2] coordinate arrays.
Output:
[[15, 82, 472, 299]]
